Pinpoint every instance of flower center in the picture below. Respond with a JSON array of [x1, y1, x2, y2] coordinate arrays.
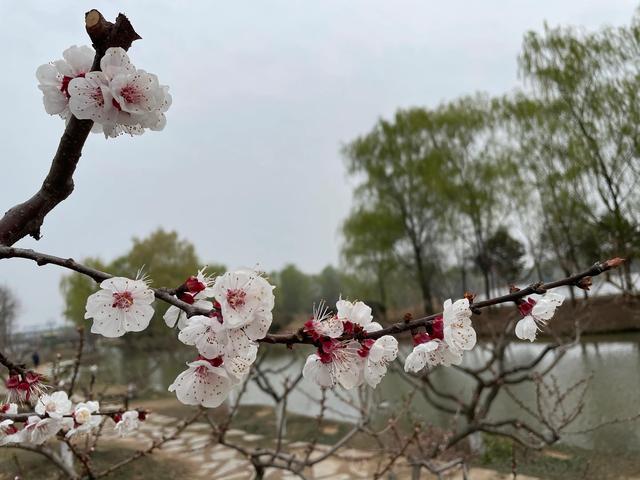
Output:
[[45, 402, 57, 413], [120, 84, 142, 105], [112, 291, 134, 310], [226, 289, 246, 310], [75, 408, 91, 424], [518, 298, 536, 317]]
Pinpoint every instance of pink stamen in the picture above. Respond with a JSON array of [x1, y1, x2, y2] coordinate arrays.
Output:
[[112, 291, 134, 310], [226, 289, 247, 310], [120, 85, 142, 104]]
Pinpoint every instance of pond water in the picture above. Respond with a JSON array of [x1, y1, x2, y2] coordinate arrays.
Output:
[[95, 333, 640, 453]]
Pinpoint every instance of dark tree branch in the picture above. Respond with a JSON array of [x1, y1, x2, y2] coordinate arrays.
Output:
[[0, 349, 27, 376], [0, 246, 624, 347], [0, 10, 140, 246]]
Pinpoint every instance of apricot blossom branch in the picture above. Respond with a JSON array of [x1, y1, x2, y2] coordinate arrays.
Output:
[[0, 246, 624, 349], [0, 10, 141, 247]]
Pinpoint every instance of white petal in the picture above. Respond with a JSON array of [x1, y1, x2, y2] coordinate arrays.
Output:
[[100, 47, 135, 79], [368, 336, 398, 363], [302, 354, 334, 387], [163, 305, 180, 328], [515, 316, 537, 342], [404, 347, 427, 373]]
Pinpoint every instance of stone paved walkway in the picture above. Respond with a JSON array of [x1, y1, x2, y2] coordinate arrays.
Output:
[[102, 413, 541, 479], [102, 412, 370, 479]]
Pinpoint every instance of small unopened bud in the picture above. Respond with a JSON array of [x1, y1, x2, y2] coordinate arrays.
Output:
[[464, 292, 476, 303], [576, 277, 592, 291], [509, 285, 520, 294], [604, 257, 625, 270], [403, 312, 413, 323]]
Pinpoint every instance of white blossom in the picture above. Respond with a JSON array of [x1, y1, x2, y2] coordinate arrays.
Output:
[[212, 269, 275, 336], [114, 411, 140, 437], [36, 45, 94, 119], [168, 350, 255, 408], [35, 391, 72, 419], [67, 47, 172, 138], [302, 340, 363, 389], [362, 336, 398, 388], [85, 277, 155, 337], [442, 298, 476, 351], [66, 401, 101, 438], [515, 292, 565, 342], [336, 299, 381, 331], [404, 338, 462, 373]]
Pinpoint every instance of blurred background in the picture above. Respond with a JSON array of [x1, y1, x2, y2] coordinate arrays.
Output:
[[1, 1, 640, 479]]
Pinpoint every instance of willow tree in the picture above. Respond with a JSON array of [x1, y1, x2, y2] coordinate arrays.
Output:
[[343, 109, 450, 312], [341, 205, 404, 308], [519, 15, 640, 292], [432, 95, 518, 299]]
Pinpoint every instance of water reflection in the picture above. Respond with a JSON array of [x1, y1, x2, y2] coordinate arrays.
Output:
[[95, 333, 640, 453]]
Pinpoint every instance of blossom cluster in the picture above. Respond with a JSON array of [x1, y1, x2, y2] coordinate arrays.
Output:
[[0, 391, 143, 447], [302, 299, 399, 389], [81, 259, 567, 405], [83, 268, 276, 408], [168, 268, 275, 408], [37, 45, 171, 138], [404, 298, 476, 373]]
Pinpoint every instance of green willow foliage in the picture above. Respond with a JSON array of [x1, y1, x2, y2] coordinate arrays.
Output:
[[343, 11, 640, 309]]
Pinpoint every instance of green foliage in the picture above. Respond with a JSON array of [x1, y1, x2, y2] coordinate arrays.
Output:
[[341, 11, 640, 303], [272, 264, 313, 327], [515, 14, 640, 290]]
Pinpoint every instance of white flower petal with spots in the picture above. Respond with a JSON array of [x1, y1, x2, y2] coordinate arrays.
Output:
[[85, 277, 155, 338], [36, 45, 94, 118], [68, 71, 118, 124], [178, 315, 227, 358], [364, 335, 398, 388], [168, 359, 234, 408], [442, 298, 476, 351]]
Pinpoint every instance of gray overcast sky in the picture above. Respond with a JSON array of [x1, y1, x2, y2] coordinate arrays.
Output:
[[0, 1, 635, 330]]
